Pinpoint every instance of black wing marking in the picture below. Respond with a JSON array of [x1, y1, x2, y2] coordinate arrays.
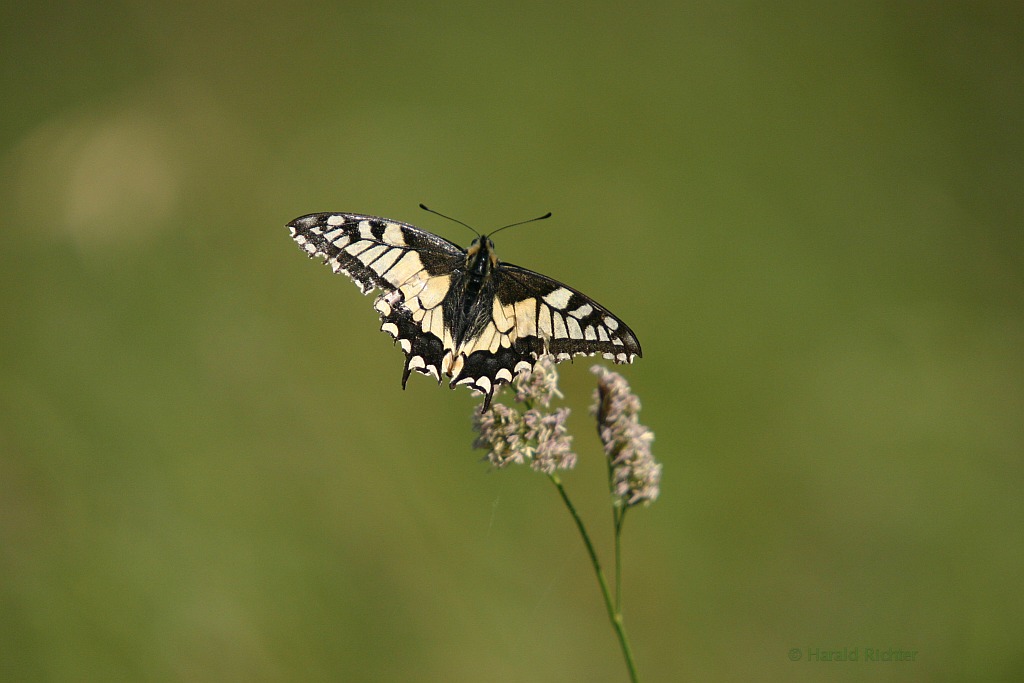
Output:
[[288, 212, 464, 385], [446, 263, 642, 407]]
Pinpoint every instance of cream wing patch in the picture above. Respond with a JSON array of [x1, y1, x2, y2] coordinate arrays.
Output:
[[543, 287, 572, 309], [513, 299, 537, 338]]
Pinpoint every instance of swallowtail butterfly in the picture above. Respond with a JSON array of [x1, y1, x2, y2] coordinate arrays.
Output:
[[288, 209, 642, 409]]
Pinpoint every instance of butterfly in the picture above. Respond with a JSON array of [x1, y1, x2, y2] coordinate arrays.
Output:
[[288, 207, 641, 409]]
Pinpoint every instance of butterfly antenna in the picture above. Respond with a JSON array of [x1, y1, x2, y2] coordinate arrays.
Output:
[[419, 203, 480, 238], [487, 211, 553, 238]]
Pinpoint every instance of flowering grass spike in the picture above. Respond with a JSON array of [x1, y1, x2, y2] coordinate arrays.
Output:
[[471, 357, 659, 683], [592, 366, 661, 506]]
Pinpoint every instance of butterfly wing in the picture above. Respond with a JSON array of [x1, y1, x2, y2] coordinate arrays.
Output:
[[288, 212, 465, 385], [448, 262, 642, 405]]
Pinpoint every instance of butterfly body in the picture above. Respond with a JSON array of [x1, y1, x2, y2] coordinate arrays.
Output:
[[288, 212, 641, 408]]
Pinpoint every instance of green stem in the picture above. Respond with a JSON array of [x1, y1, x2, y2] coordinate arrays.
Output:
[[602, 423, 626, 612], [614, 506, 627, 613], [549, 474, 640, 683]]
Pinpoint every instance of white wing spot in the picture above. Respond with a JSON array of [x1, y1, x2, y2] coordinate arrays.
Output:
[[323, 228, 345, 242], [399, 339, 412, 354], [409, 355, 425, 371], [598, 327, 610, 342], [326, 215, 346, 226], [358, 221, 375, 239], [566, 317, 583, 339], [553, 313, 567, 338], [568, 303, 593, 319], [345, 240, 373, 256], [383, 222, 406, 245], [603, 316, 619, 331], [358, 244, 388, 265], [584, 325, 597, 340], [476, 376, 492, 395], [496, 368, 513, 383], [538, 304, 553, 337], [543, 287, 572, 310], [514, 360, 533, 374], [381, 322, 399, 337], [370, 247, 403, 275]]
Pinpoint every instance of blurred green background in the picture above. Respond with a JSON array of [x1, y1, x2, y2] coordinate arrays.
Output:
[[2, 2, 1022, 681]]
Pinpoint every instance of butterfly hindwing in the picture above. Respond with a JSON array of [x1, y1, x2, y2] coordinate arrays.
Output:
[[289, 211, 642, 408], [501, 264, 641, 361], [447, 264, 641, 393]]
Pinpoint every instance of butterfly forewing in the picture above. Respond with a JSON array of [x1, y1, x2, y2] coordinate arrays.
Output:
[[289, 212, 464, 292]]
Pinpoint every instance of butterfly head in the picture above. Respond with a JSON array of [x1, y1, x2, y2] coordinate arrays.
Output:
[[466, 235, 498, 276]]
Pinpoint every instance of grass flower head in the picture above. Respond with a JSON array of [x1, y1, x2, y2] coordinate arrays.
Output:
[[591, 366, 661, 506]]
